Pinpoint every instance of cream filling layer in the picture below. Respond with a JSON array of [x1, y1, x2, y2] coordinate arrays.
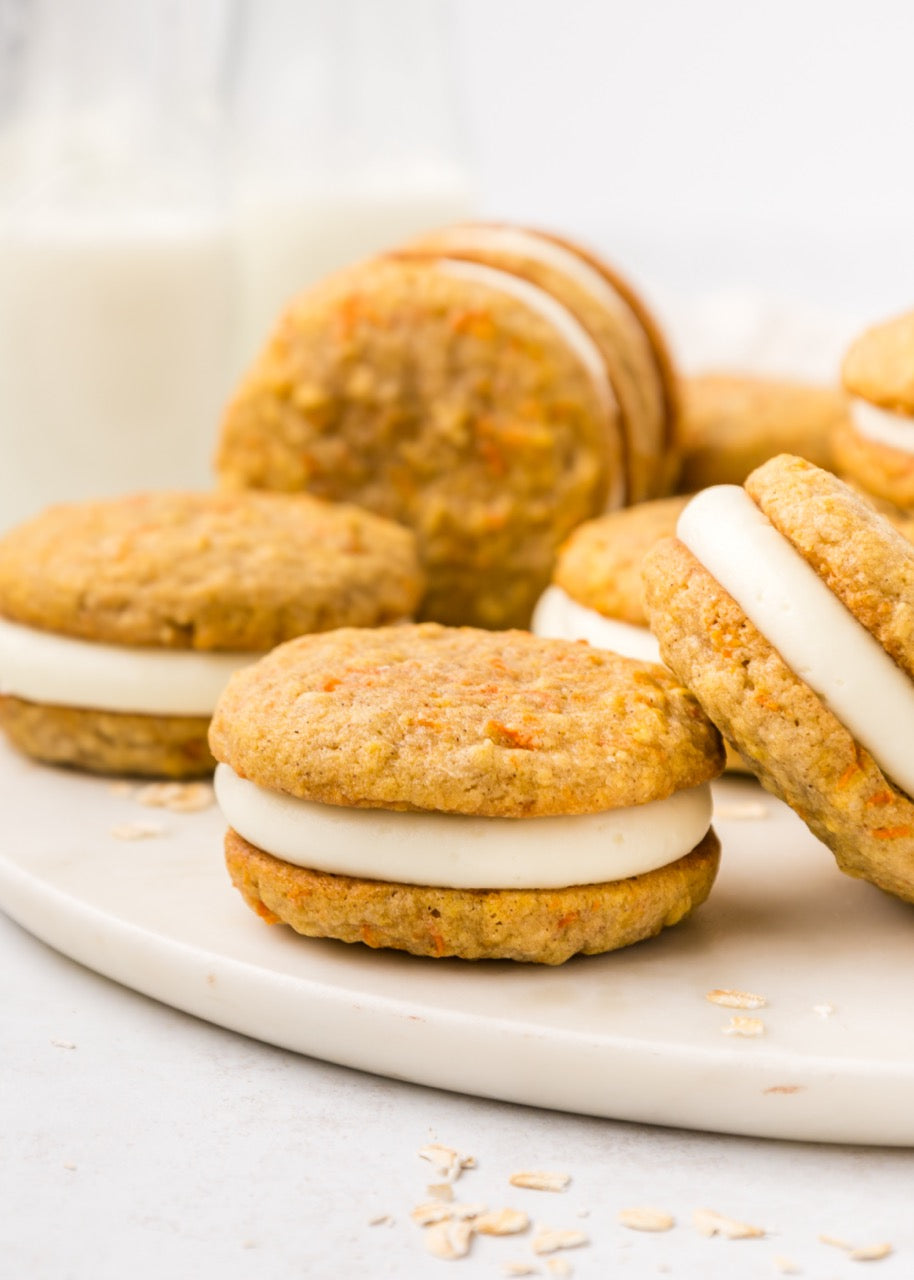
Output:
[[531, 585, 661, 664], [436, 258, 626, 510], [0, 616, 257, 716], [677, 485, 914, 799], [214, 763, 712, 890], [438, 224, 661, 397], [851, 397, 914, 455]]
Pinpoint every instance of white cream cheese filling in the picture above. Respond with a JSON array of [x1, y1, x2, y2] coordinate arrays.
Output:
[[214, 763, 712, 890], [531, 584, 661, 664], [677, 485, 914, 799], [436, 224, 661, 393], [851, 397, 914, 455], [0, 616, 257, 716], [436, 257, 626, 510]]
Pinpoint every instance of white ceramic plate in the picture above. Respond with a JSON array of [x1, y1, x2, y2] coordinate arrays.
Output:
[[1, 738, 912, 1146]]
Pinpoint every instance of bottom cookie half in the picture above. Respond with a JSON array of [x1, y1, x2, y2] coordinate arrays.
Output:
[[224, 826, 721, 964], [0, 696, 214, 779]]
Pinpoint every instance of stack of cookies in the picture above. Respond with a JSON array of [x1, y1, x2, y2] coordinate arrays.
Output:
[[3, 217, 913, 966]]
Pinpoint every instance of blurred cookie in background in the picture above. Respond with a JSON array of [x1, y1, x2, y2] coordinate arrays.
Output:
[[675, 372, 844, 491], [834, 310, 914, 510]]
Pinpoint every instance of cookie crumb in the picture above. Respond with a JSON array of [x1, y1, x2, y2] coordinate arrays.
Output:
[[849, 1242, 893, 1262], [109, 820, 165, 841], [773, 1255, 801, 1274], [474, 1209, 529, 1236], [618, 1207, 675, 1233], [135, 780, 214, 813], [502, 1264, 538, 1277], [509, 1171, 571, 1193], [51, 1038, 76, 1050], [424, 1219, 473, 1260], [531, 1229, 589, 1255], [418, 1143, 475, 1182], [763, 1084, 804, 1095], [707, 988, 767, 1010], [368, 1213, 392, 1227], [62, 1162, 77, 1172], [812, 1002, 835, 1018], [429, 1183, 455, 1202], [722, 1015, 765, 1037], [412, 1201, 454, 1227], [693, 1208, 765, 1239], [819, 1234, 852, 1250], [546, 1259, 573, 1277]]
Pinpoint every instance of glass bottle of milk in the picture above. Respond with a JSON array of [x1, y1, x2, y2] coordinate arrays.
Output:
[[231, 0, 475, 367], [0, 0, 237, 530]]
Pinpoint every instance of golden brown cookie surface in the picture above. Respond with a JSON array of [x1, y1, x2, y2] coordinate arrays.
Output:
[[224, 826, 720, 964], [0, 491, 422, 650], [210, 623, 723, 817], [676, 373, 843, 491], [643, 459, 914, 904], [831, 417, 914, 510], [842, 310, 914, 412], [0, 697, 213, 778], [746, 454, 914, 681], [216, 254, 624, 629], [554, 495, 689, 625]]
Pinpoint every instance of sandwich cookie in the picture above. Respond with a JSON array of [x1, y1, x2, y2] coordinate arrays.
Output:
[[217, 249, 628, 630], [401, 222, 678, 503], [0, 492, 422, 777], [676, 372, 843, 491], [833, 310, 914, 509], [210, 624, 724, 963], [643, 454, 914, 904]]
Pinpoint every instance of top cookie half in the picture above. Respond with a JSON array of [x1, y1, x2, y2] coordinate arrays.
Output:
[[0, 491, 423, 650], [209, 623, 723, 817]]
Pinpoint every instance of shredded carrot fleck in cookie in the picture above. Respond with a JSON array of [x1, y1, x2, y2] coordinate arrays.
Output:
[[865, 790, 893, 807], [837, 761, 862, 788], [873, 826, 911, 840], [485, 721, 539, 750]]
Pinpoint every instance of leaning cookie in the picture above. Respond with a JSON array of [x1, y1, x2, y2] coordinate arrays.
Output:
[[676, 373, 844, 491], [0, 492, 422, 778], [217, 251, 626, 630], [643, 454, 914, 905], [210, 624, 723, 963], [401, 223, 678, 502], [833, 310, 914, 508]]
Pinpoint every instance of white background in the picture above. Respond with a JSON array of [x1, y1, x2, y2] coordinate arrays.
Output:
[[455, 0, 914, 317]]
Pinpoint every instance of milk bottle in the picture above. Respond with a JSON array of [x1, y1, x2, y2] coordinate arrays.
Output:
[[0, 0, 236, 531]]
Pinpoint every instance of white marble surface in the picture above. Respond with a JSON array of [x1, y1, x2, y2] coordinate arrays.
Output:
[[3, 905, 913, 1280]]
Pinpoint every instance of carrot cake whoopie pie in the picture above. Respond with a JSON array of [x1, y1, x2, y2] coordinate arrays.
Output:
[[643, 454, 914, 904], [216, 224, 678, 630], [210, 624, 724, 964], [832, 309, 914, 509], [0, 492, 422, 778]]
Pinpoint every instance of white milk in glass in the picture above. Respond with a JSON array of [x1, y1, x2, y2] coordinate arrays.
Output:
[[234, 176, 473, 366], [0, 208, 235, 530]]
